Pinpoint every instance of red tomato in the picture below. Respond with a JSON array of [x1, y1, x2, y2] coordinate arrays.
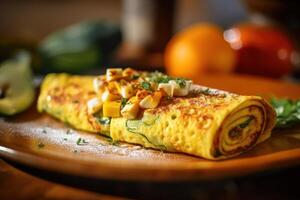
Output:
[[224, 24, 294, 78]]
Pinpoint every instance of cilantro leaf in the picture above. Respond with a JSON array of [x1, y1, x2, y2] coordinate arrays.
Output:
[[270, 97, 300, 128]]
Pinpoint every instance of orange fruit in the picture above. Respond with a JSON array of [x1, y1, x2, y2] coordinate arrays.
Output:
[[164, 23, 236, 80]]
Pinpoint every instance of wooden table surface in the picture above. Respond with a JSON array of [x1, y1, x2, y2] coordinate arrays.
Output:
[[1, 73, 300, 199], [0, 159, 127, 200]]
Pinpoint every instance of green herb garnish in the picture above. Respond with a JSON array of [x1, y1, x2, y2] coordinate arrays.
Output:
[[95, 116, 111, 126], [270, 98, 300, 128], [106, 137, 120, 146], [202, 88, 211, 95], [132, 74, 140, 80], [175, 78, 187, 88], [66, 129, 72, 135], [121, 97, 128, 109], [141, 81, 152, 91], [76, 138, 89, 146]]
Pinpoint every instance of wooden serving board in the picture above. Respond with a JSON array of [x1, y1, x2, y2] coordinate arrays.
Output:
[[1, 73, 300, 182]]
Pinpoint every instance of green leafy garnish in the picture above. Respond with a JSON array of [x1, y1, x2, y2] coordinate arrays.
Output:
[[202, 88, 211, 95], [270, 98, 300, 128], [132, 74, 140, 80], [141, 81, 152, 91], [95, 116, 111, 126], [76, 138, 89, 146], [121, 97, 128, 109], [148, 71, 190, 88], [175, 78, 187, 88], [106, 137, 120, 146], [125, 119, 167, 151]]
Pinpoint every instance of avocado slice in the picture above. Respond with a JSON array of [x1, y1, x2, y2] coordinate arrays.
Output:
[[0, 51, 35, 115]]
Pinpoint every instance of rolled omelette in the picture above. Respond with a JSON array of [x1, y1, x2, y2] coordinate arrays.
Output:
[[38, 73, 276, 160]]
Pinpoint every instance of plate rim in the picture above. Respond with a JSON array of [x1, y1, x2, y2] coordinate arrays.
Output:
[[1, 142, 300, 182]]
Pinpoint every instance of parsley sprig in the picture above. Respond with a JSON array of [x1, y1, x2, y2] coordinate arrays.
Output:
[[270, 98, 300, 128]]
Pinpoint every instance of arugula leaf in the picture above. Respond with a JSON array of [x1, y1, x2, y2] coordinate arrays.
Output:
[[270, 98, 300, 128]]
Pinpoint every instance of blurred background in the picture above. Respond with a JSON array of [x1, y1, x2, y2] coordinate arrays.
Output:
[[1, 0, 300, 81]]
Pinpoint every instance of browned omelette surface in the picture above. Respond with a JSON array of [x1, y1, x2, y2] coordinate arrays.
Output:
[[38, 73, 276, 159]]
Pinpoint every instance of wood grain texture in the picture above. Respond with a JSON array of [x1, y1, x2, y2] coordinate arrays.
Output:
[[0, 159, 126, 200]]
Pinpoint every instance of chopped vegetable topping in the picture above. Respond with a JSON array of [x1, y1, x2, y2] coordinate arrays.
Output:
[[175, 78, 187, 88], [103, 101, 121, 117], [141, 81, 152, 91], [88, 68, 193, 120]]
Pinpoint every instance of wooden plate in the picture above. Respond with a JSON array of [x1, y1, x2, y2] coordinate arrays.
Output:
[[1, 74, 300, 182]]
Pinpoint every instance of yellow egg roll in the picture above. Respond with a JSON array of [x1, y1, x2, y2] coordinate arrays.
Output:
[[38, 73, 276, 160]]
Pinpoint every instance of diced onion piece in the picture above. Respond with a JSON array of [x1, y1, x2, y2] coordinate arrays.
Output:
[[158, 83, 174, 97], [101, 90, 120, 102], [87, 97, 103, 114], [121, 102, 139, 119], [103, 101, 121, 117], [122, 68, 138, 78], [169, 80, 192, 96], [106, 68, 123, 81], [120, 84, 134, 98], [93, 77, 106, 94], [136, 90, 151, 101], [139, 91, 162, 109]]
